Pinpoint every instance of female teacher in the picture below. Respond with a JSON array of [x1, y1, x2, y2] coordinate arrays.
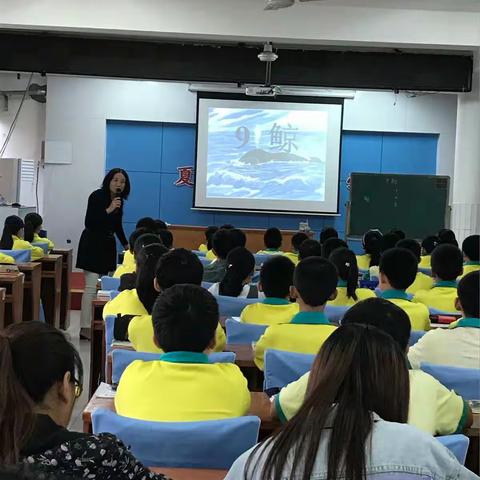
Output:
[[76, 168, 130, 338]]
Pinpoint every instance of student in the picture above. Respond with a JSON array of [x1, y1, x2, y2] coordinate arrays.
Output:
[[112, 227, 149, 278], [397, 238, 434, 294], [321, 237, 347, 259], [419, 234, 438, 269], [461, 234, 480, 277], [283, 232, 308, 265], [157, 229, 173, 249], [253, 257, 338, 370], [414, 244, 463, 313], [257, 227, 283, 255], [135, 216, 156, 231], [116, 284, 250, 422], [380, 231, 401, 253], [297, 239, 322, 260], [0, 322, 167, 479], [198, 225, 218, 261], [226, 324, 475, 480], [438, 228, 459, 247], [0, 216, 44, 261], [379, 248, 430, 330], [103, 243, 167, 320], [240, 256, 298, 326], [272, 298, 472, 438], [24, 213, 54, 251], [230, 228, 247, 249], [409, 271, 480, 369], [128, 248, 226, 353], [154, 219, 168, 231], [390, 228, 406, 240], [328, 247, 375, 306], [319, 226, 338, 245], [0, 252, 15, 264], [203, 228, 235, 282], [356, 229, 382, 270], [208, 247, 258, 298]]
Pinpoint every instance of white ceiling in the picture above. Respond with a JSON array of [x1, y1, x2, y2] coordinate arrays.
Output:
[[304, 0, 480, 12]]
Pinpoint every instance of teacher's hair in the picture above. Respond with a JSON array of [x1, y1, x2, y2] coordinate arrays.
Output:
[[101, 168, 131, 199]]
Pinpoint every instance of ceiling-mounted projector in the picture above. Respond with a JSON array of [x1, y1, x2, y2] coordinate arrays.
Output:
[[245, 85, 281, 96]]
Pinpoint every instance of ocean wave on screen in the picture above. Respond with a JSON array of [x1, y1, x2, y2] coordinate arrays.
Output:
[[207, 170, 262, 189], [207, 185, 261, 198]]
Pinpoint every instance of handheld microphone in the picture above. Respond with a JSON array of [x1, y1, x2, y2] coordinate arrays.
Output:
[[115, 188, 123, 210]]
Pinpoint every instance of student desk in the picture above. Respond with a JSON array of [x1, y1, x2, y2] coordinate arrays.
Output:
[[0, 287, 5, 327], [0, 272, 24, 327], [39, 254, 63, 328], [151, 468, 227, 479], [52, 248, 73, 330], [89, 298, 109, 397], [17, 262, 42, 322]]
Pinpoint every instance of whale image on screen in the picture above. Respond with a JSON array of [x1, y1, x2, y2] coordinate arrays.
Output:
[[206, 107, 328, 201]]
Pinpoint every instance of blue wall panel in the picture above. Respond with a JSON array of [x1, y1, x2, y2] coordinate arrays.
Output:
[[106, 120, 438, 241]]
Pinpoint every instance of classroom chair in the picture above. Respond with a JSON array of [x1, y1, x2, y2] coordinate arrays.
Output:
[[92, 409, 260, 469], [225, 318, 267, 344], [109, 290, 120, 300], [0, 249, 31, 262], [201, 281, 213, 289], [418, 267, 432, 276], [192, 249, 206, 257], [199, 257, 211, 267], [215, 295, 258, 317], [429, 307, 461, 317], [409, 330, 427, 347], [31, 242, 49, 254], [436, 435, 470, 465], [325, 305, 350, 324], [264, 349, 315, 394], [111, 349, 236, 384], [359, 279, 379, 290], [254, 253, 271, 267], [100, 276, 120, 291], [420, 363, 480, 400]]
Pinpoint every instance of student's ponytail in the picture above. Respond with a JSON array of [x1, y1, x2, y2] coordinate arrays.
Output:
[[0, 216, 24, 250], [219, 247, 255, 298], [363, 229, 383, 267], [23, 213, 43, 243], [329, 248, 359, 300]]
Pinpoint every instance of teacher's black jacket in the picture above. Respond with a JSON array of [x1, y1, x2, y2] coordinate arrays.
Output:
[[76, 189, 128, 275]]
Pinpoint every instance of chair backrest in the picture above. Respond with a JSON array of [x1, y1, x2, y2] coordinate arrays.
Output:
[[418, 267, 432, 276], [254, 253, 271, 267], [92, 409, 260, 468], [215, 295, 258, 317], [199, 257, 211, 267], [201, 281, 213, 289], [409, 330, 427, 347], [420, 362, 480, 400], [429, 307, 461, 316], [31, 242, 49, 253], [264, 349, 315, 393], [111, 349, 236, 384], [101, 276, 121, 291], [324, 305, 350, 324], [436, 435, 470, 465], [193, 250, 206, 257], [109, 290, 120, 300], [0, 249, 31, 262], [225, 319, 267, 344]]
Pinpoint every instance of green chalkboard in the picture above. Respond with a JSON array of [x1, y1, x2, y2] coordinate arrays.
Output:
[[347, 173, 450, 239]]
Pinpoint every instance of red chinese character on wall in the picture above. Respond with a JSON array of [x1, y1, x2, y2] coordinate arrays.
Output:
[[174, 166, 194, 187]]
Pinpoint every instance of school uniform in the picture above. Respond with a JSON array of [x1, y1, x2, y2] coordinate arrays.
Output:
[[0, 252, 15, 264], [208, 282, 260, 299], [198, 243, 208, 253], [115, 351, 250, 422], [460, 261, 480, 278], [203, 258, 228, 283], [406, 272, 434, 295], [413, 280, 458, 313], [206, 249, 217, 261], [128, 314, 227, 353], [33, 233, 54, 250], [12, 235, 44, 260], [328, 280, 376, 307], [240, 298, 299, 325], [113, 262, 136, 279], [356, 254, 371, 270], [275, 368, 467, 436], [408, 317, 480, 369], [254, 311, 337, 370], [419, 255, 431, 269], [283, 251, 299, 265], [380, 289, 431, 331], [257, 249, 283, 255], [102, 288, 147, 319]]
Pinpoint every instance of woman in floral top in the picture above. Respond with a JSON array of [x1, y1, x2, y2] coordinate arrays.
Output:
[[0, 322, 168, 480]]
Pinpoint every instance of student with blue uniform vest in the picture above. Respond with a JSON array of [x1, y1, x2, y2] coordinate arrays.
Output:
[[396, 238, 434, 294], [128, 248, 227, 353], [0, 215, 44, 261], [356, 229, 382, 270], [413, 244, 462, 313], [328, 248, 376, 307], [283, 232, 308, 265], [379, 248, 430, 330], [409, 271, 480, 369], [116, 284, 250, 422], [460, 234, 480, 278], [24, 213, 54, 251], [272, 298, 472, 438], [297, 239, 323, 260], [257, 227, 283, 255], [253, 257, 338, 370], [240, 256, 298, 325], [419, 235, 438, 269]]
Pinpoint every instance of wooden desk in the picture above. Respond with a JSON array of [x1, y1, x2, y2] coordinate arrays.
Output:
[[152, 467, 227, 480], [224, 344, 255, 368], [39, 255, 62, 328], [466, 409, 480, 474], [18, 262, 42, 322], [0, 288, 5, 328], [89, 298, 108, 397], [0, 273, 24, 327], [52, 248, 73, 330]]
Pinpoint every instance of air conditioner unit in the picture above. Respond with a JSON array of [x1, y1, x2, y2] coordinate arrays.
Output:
[[0, 158, 36, 206]]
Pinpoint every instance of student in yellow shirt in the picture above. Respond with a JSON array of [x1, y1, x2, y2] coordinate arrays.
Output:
[[414, 244, 462, 313], [283, 232, 308, 265], [198, 225, 218, 261], [254, 257, 338, 370], [116, 284, 250, 422], [419, 235, 438, 269], [272, 298, 472, 437], [298, 239, 323, 260], [0, 252, 15, 264], [396, 239, 434, 294], [113, 228, 151, 279], [257, 227, 283, 255], [328, 248, 375, 307], [240, 256, 298, 325], [0, 215, 44, 261], [460, 234, 480, 277], [128, 248, 226, 353], [356, 229, 382, 271], [24, 213, 54, 251], [378, 248, 430, 330]]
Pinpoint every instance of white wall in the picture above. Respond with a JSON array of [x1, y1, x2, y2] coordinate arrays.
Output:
[[42, 75, 459, 264]]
